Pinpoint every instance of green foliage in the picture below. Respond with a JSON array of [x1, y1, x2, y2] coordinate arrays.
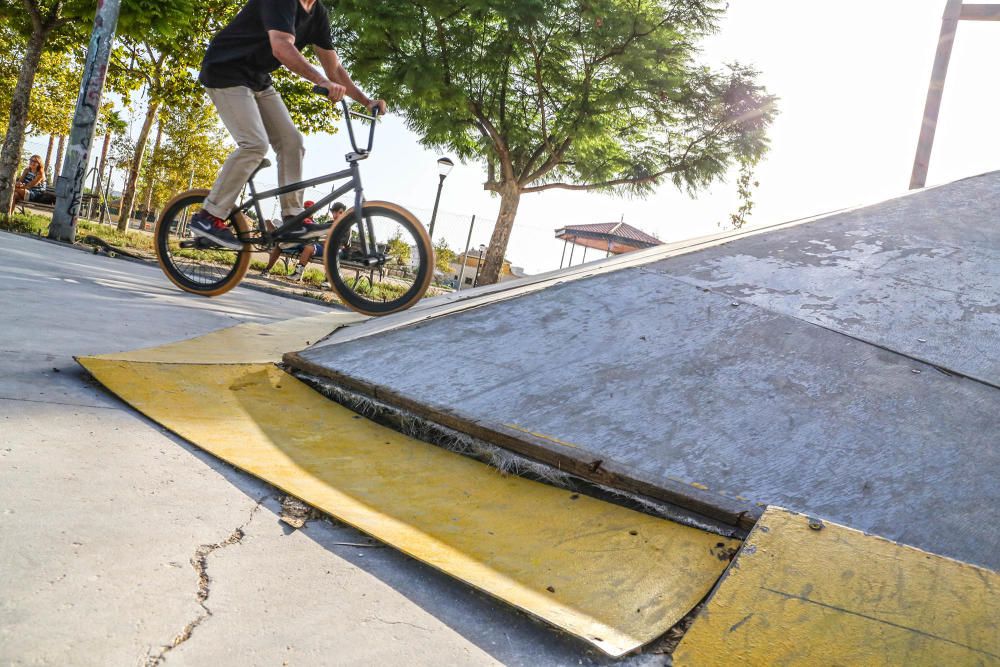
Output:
[[0, 0, 200, 47], [138, 100, 230, 213], [433, 236, 456, 274], [96, 102, 127, 136], [386, 231, 411, 265], [333, 0, 775, 197], [0, 211, 49, 234], [728, 155, 759, 229], [76, 219, 155, 252], [345, 275, 407, 301], [273, 49, 342, 135], [0, 25, 80, 136], [302, 267, 325, 285]]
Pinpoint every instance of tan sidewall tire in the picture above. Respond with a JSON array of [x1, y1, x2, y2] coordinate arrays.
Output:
[[324, 201, 434, 316], [154, 189, 252, 297]]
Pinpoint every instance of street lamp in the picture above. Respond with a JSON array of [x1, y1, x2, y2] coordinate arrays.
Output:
[[427, 157, 454, 240], [473, 243, 486, 287]]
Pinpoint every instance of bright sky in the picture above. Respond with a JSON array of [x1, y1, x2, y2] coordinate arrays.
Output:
[[52, 1, 998, 274]]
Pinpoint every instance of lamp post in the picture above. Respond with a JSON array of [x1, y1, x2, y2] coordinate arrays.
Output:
[[427, 157, 454, 240], [473, 244, 486, 287]]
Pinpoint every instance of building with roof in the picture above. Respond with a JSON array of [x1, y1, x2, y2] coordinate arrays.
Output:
[[449, 249, 526, 289], [554, 221, 662, 268]]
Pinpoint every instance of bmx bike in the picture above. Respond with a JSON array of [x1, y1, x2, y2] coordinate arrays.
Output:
[[153, 92, 433, 316]]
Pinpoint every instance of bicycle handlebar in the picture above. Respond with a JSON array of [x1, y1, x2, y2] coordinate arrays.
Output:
[[312, 86, 379, 154]]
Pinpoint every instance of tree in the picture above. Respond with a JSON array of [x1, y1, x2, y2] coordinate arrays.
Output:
[[0, 0, 196, 217], [333, 0, 777, 284], [387, 232, 411, 267], [109, 35, 201, 230], [94, 103, 126, 200], [434, 237, 456, 275], [0, 28, 79, 139], [142, 98, 230, 215]]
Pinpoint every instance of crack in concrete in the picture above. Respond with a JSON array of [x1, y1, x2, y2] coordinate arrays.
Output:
[[363, 615, 433, 633], [142, 497, 266, 667], [0, 395, 116, 410]]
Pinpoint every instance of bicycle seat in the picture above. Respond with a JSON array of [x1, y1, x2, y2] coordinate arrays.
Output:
[[250, 158, 271, 177]]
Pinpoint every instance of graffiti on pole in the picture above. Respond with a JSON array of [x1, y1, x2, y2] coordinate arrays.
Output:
[[49, 0, 121, 241]]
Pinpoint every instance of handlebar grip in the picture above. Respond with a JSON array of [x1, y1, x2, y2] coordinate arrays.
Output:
[[312, 85, 329, 96]]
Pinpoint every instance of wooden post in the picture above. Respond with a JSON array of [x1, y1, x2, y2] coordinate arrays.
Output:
[[49, 0, 121, 241], [910, 1, 1000, 189]]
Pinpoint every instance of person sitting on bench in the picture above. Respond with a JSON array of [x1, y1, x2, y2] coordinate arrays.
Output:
[[260, 200, 346, 281], [13, 155, 46, 206]]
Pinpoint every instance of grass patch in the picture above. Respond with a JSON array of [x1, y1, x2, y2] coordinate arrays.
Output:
[[344, 276, 409, 302], [302, 267, 325, 286], [0, 212, 49, 235], [77, 220, 155, 254], [171, 246, 239, 264], [250, 259, 294, 276]]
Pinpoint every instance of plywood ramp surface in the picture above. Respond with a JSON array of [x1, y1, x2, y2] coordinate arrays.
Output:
[[78, 356, 738, 657], [675, 507, 1000, 666]]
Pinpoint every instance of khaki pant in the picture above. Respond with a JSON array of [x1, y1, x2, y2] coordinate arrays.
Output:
[[203, 86, 305, 220]]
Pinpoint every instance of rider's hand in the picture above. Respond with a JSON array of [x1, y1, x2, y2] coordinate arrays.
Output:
[[369, 99, 387, 116], [319, 80, 346, 102]]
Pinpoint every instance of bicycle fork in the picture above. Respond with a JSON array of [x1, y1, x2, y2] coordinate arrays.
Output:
[[347, 159, 379, 263]]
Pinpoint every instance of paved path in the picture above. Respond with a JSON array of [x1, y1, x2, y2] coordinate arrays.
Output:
[[0, 232, 636, 666]]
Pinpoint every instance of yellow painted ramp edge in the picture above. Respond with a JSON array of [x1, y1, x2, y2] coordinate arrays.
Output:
[[87, 312, 365, 365], [78, 357, 739, 657], [674, 507, 1000, 666]]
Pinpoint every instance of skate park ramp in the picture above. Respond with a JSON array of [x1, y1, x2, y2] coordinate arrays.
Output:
[[78, 311, 1000, 664], [77, 313, 742, 658], [75, 168, 1000, 660], [288, 170, 1000, 573]]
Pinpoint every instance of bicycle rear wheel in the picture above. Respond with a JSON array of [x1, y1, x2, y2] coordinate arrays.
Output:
[[154, 189, 252, 296], [324, 201, 433, 315]]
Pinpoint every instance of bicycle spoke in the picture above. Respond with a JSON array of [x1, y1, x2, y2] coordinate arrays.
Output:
[[326, 204, 432, 315], [155, 192, 249, 295]]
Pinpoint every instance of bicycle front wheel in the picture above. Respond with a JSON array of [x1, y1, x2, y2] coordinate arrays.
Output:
[[324, 201, 433, 315], [154, 189, 252, 297]]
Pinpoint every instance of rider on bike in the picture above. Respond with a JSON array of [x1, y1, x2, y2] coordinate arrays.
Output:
[[189, 0, 386, 249]]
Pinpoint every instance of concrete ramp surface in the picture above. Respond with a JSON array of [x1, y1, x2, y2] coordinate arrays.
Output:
[[289, 171, 1000, 572]]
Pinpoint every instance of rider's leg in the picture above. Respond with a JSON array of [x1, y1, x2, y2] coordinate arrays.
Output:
[[261, 246, 283, 275], [256, 87, 305, 219], [201, 86, 270, 220], [298, 244, 316, 265]]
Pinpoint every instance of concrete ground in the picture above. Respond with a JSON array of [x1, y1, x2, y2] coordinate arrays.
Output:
[[0, 231, 650, 666]]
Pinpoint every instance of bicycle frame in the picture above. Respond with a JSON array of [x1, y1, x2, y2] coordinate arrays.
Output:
[[235, 99, 381, 258]]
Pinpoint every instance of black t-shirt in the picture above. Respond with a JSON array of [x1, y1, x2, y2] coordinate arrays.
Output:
[[199, 0, 334, 91]]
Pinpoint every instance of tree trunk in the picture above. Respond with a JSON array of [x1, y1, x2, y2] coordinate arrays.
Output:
[[44, 135, 55, 183], [479, 181, 522, 285], [116, 100, 159, 231], [96, 132, 111, 200], [0, 28, 47, 217], [140, 121, 163, 229], [53, 135, 65, 181]]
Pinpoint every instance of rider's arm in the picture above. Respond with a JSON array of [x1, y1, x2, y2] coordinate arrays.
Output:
[[268, 30, 345, 101], [315, 47, 387, 115]]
